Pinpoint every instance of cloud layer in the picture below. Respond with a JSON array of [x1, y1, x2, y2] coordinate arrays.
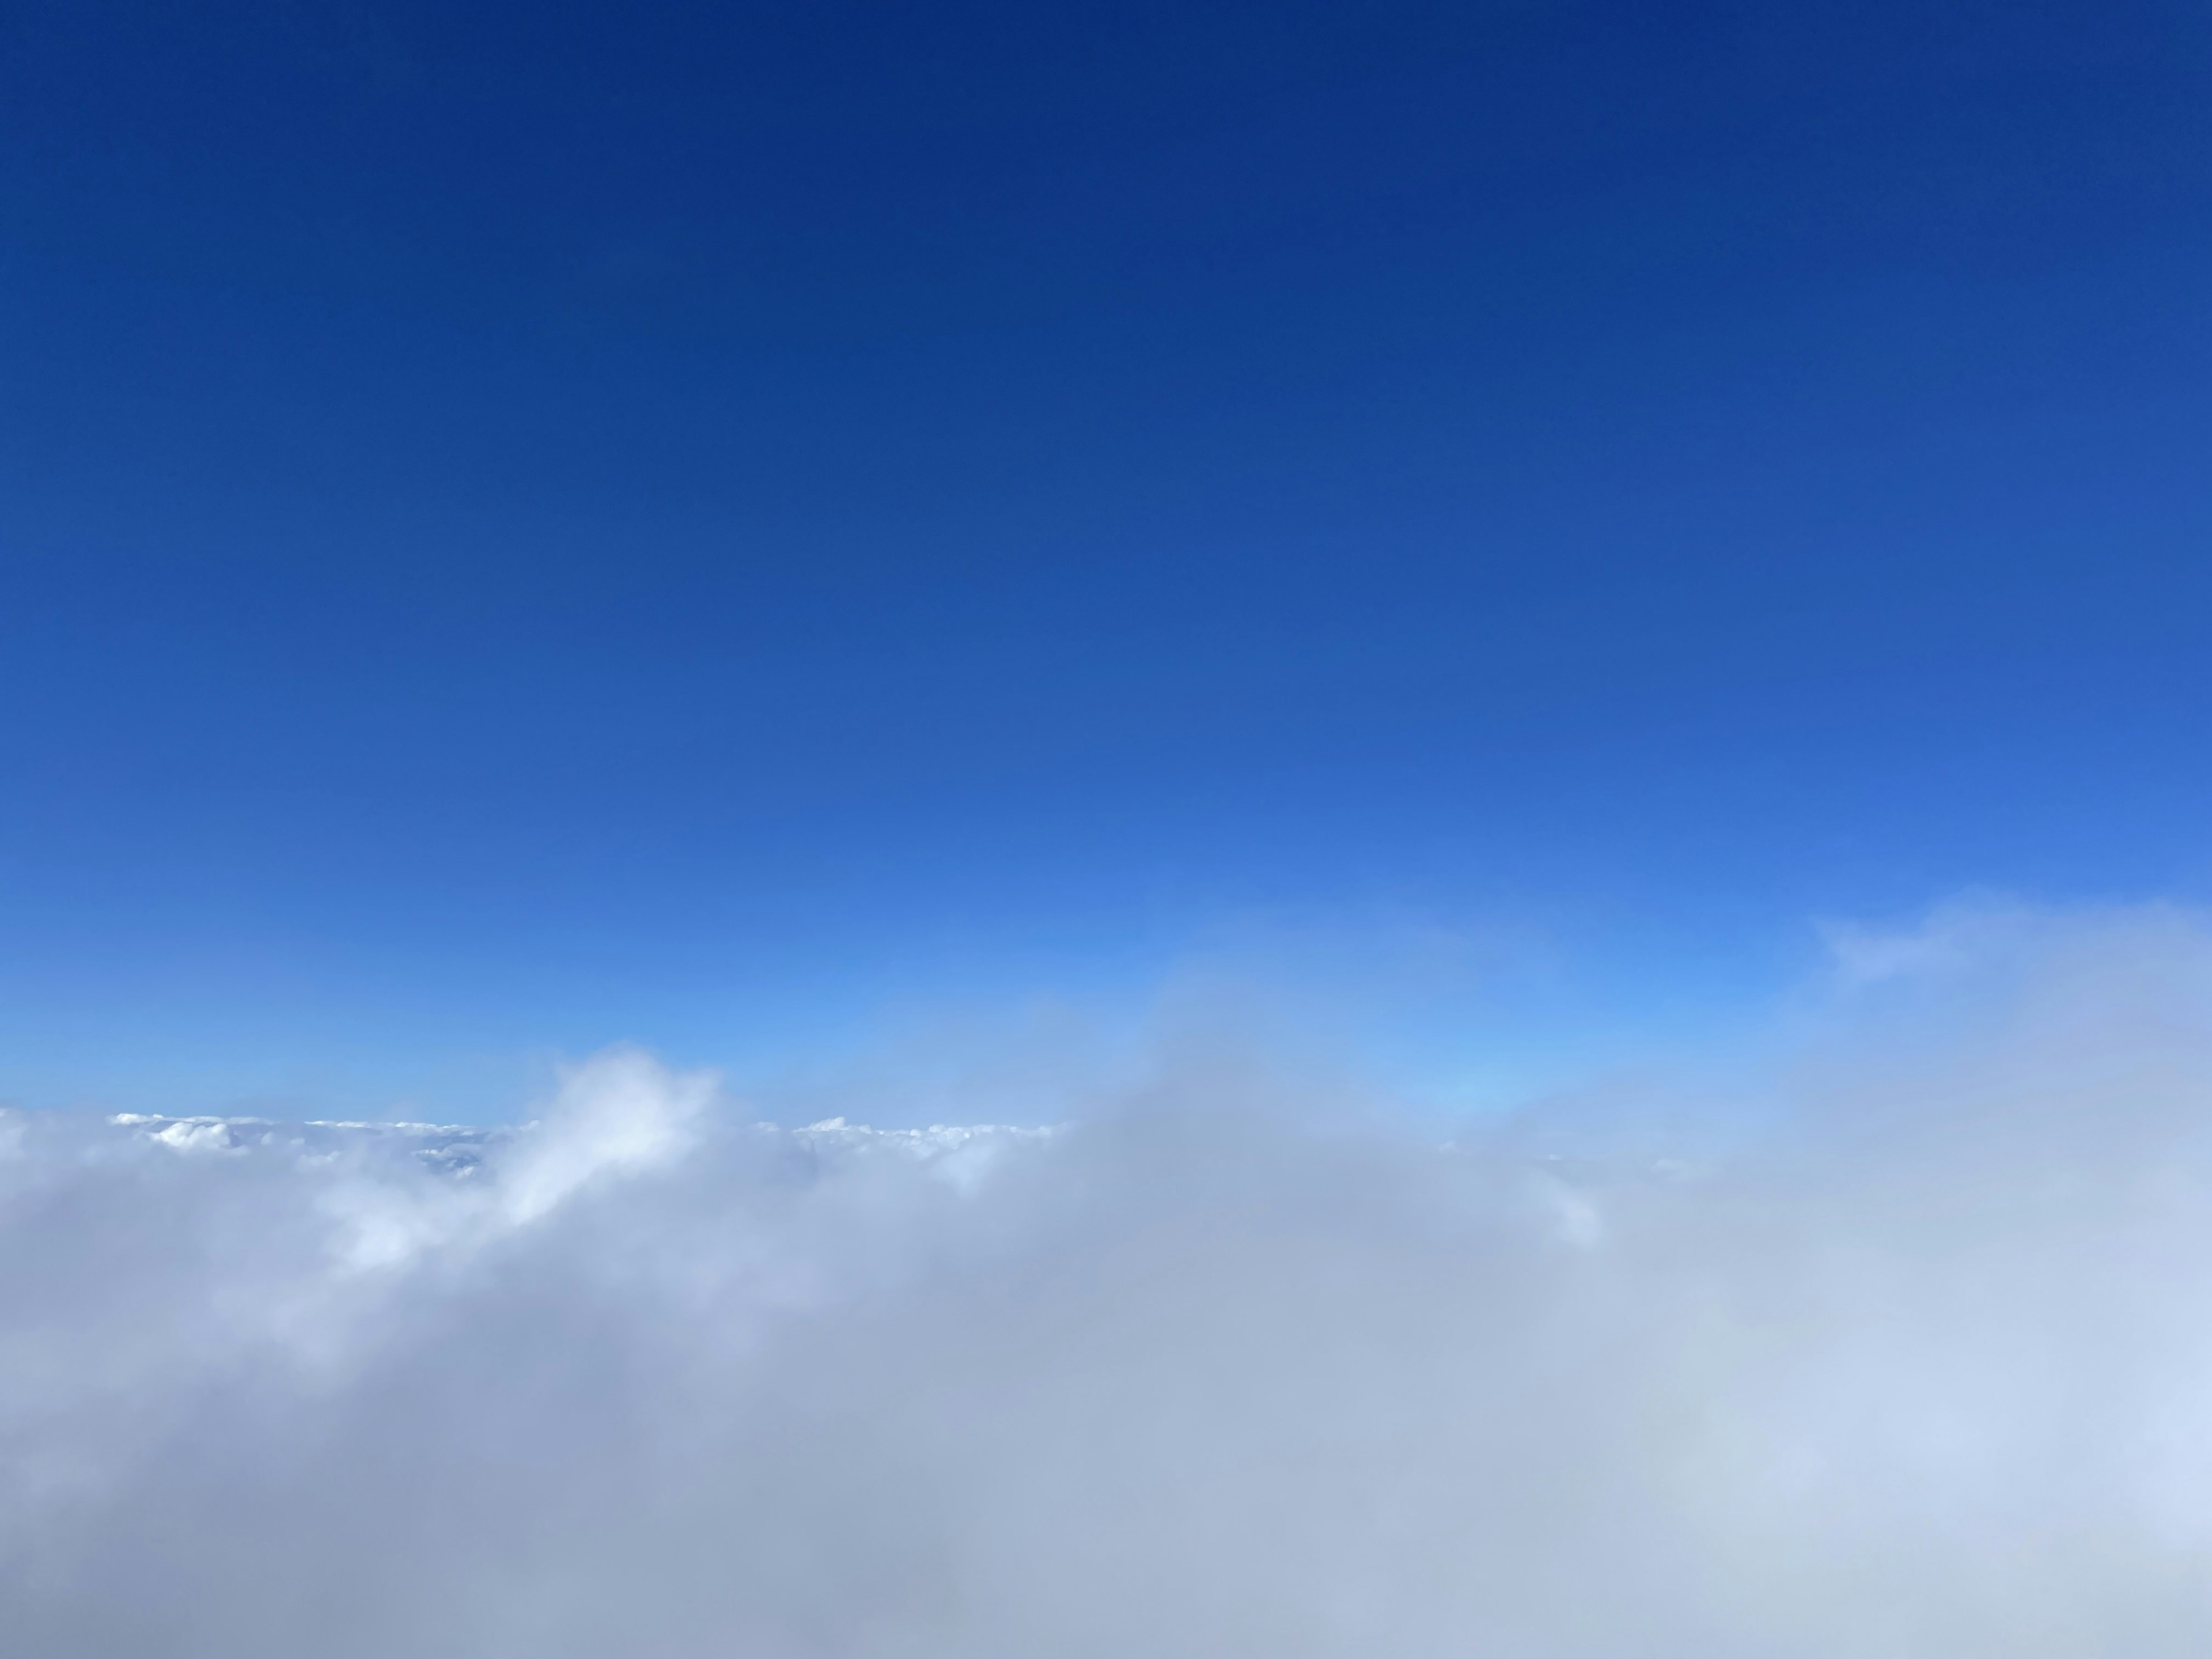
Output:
[[6, 905, 2212, 1656]]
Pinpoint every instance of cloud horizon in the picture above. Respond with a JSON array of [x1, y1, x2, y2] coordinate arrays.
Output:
[[6, 903, 2211, 1655]]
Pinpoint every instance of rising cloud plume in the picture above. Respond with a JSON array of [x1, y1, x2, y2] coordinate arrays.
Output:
[[5, 905, 2212, 1656]]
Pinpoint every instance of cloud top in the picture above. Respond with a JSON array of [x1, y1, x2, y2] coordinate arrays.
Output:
[[6, 907, 2212, 1655]]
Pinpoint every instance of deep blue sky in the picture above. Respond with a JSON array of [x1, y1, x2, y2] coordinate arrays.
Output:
[[4, 1, 2209, 1116]]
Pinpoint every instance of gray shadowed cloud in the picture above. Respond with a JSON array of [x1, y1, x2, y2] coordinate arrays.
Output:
[[5, 903, 2212, 1656]]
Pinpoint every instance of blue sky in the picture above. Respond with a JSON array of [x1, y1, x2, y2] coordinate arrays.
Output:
[[3, 1, 2208, 1118]]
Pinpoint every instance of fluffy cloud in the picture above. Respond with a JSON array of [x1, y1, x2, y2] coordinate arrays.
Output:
[[5, 907, 2212, 1656]]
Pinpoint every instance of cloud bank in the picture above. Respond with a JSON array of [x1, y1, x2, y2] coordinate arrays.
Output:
[[6, 904, 2212, 1656]]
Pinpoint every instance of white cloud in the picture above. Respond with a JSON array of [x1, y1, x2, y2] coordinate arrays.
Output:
[[6, 905, 2212, 1654]]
